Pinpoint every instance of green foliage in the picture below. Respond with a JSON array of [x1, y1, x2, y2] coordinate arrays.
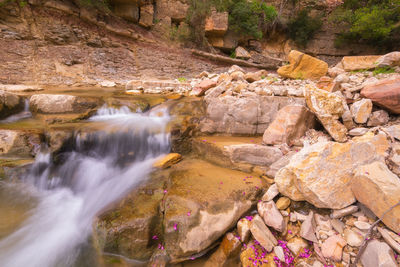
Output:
[[287, 9, 323, 47], [334, 0, 400, 48], [186, 0, 277, 45], [177, 77, 187, 83], [373, 66, 396, 75], [230, 51, 236, 58], [18, 0, 27, 7]]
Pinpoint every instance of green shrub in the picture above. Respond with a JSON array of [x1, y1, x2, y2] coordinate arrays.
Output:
[[373, 66, 396, 75], [287, 9, 323, 47], [333, 0, 400, 48]]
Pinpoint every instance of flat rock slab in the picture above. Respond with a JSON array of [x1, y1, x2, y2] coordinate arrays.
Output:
[[163, 159, 265, 262]]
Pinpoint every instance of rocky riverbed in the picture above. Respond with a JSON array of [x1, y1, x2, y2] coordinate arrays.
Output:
[[1, 50, 400, 267]]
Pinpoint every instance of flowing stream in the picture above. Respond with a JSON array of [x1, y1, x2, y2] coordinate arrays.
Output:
[[0, 105, 171, 267]]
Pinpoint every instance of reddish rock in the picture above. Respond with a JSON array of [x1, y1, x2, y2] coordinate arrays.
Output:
[[191, 79, 217, 96], [316, 76, 339, 92], [263, 105, 315, 145], [361, 78, 400, 114], [321, 234, 347, 262]]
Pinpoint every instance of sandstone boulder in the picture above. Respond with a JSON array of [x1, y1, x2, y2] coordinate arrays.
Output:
[[235, 46, 250, 60], [337, 55, 380, 71], [203, 232, 241, 267], [200, 95, 306, 135], [249, 214, 277, 252], [352, 161, 400, 233], [277, 50, 328, 80], [114, 3, 139, 22], [316, 76, 339, 92], [0, 130, 40, 157], [368, 110, 389, 126], [361, 77, 400, 114], [139, 5, 154, 28], [29, 94, 98, 114], [163, 160, 264, 262], [376, 51, 400, 68], [244, 70, 268, 83], [305, 85, 348, 142], [205, 9, 228, 36], [275, 132, 389, 209], [257, 201, 285, 232], [361, 240, 397, 267], [153, 153, 182, 169], [262, 105, 315, 145], [321, 235, 346, 262], [190, 79, 217, 96], [350, 98, 372, 124], [155, 0, 189, 22], [0, 90, 23, 119]]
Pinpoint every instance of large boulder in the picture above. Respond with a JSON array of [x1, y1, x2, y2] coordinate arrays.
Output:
[[275, 132, 389, 209], [337, 55, 381, 71], [163, 159, 264, 262], [277, 50, 328, 80], [155, 0, 189, 22], [361, 77, 400, 114], [361, 240, 397, 267], [113, 3, 139, 22], [305, 85, 348, 142], [139, 4, 154, 28], [200, 94, 306, 135], [352, 161, 400, 233], [0, 130, 40, 157], [262, 105, 315, 145], [0, 90, 23, 119], [29, 94, 98, 114], [205, 9, 228, 36], [376, 51, 400, 68]]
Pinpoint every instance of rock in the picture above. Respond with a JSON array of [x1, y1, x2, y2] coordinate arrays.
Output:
[[153, 153, 182, 169], [29, 94, 98, 114], [368, 110, 389, 127], [361, 78, 400, 114], [230, 71, 245, 81], [334, 73, 350, 84], [249, 215, 278, 252], [258, 201, 285, 232], [244, 70, 268, 83], [0, 84, 43, 92], [349, 127, 369, 136], [316, 76, 339, 92], [224, 144, 283, 167], [262, 183, 279, 202], [331, 205, 358, 219], [266, 152, 294, 179], [155, 0, 189, 22], [361, 240, 397, 267], [330, 219, 345, 234], [200, 94, 306, 135], [305, 85, 348, 142], [99, 80, 116, 87], [354, 221, 371, 231], [190, 79, 217, 96], [0, 90, 23, 119], [0, 130, 40, 157], [235, 46, 251, 60], [350, 99, 373, 124], [385, 124, 400, 140], [344, 228, 363, 247], [203, 232, 241, 267], [163, 160, 264, 261], [338, 55, 381, 71], [114, 3, 139, 22], [139, 4, 154, 28], [228, 65, 244, 74], [274, 246, 285, 262], [321, 235, 347, 262], [237, 218, 251, 243], [352, 161, 400, 233], [240, 240, 275, 267], [378, 227, 400, 254], [262, 105, 315, 146], [300, 211, 317, 242], [205, 9, 228, 36], [287, 237, 309, 256], [278, 50, 328, 80], [276, 197, 290, 210], [376, 52, 400, 68]]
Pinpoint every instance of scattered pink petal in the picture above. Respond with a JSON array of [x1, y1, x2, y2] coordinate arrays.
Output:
[[187, 211, 191, 216], [152, 235, 158, 240], [173, 223, 178, 231], [163, 189, 167, 194]]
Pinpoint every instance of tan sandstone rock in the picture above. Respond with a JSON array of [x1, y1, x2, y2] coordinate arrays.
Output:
[[277, 50, 328, 80], [305, 85, 347, 142], [338, 55, 381, 71], [321, 235, 347, 262], [275, 132, 389, 209], [262, 105, 315, 145], [350, 98, 372, 124], [153, 153, 182, 169], [190, 79, 217, 96], [352, 161, 400, 233], [235, 46, 251, 60], [205, 9, 228, 36], [249, 215, 278, 252], [376, 51, 400, 68]]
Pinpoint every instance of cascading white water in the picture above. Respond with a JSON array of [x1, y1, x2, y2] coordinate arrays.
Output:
[[0, 106, 171, 267], [0, 99, 32, 123]]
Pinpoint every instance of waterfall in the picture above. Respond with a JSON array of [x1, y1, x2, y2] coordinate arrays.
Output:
[[0, 106, 171, 267]]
